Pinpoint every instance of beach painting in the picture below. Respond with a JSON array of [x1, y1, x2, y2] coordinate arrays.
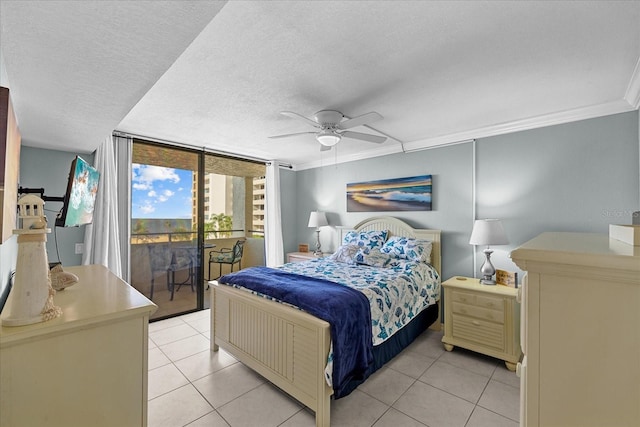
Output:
[[346, 175, 432, 212]]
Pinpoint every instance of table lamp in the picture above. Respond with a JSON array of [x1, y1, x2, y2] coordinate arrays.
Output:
[[308, 211, 328, 256], [469, 219, 509, 285]]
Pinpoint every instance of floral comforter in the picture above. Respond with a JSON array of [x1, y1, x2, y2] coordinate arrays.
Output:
[[278, 257, 440, 345]]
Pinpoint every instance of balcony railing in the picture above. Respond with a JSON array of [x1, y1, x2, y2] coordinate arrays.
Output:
[[131, 229, 264, 245]]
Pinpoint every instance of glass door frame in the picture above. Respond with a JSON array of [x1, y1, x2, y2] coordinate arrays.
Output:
[[131, 139, 206, 321]]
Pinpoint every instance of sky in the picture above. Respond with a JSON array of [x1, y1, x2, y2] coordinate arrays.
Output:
[[131, 164, 193, 219]]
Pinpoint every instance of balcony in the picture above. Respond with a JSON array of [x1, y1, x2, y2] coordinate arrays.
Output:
[[130, 231, 265, 319]]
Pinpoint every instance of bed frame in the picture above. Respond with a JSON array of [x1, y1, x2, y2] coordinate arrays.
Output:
[[210, 217, 441, 427]]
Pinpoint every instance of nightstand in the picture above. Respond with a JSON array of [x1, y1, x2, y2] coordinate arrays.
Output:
[[441, 276, 521, 371], [286, 252, 326, 263]]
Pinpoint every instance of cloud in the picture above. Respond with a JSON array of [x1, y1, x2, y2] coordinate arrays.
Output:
[[157, 190, 175, 203], [132, 164, 180, 188], [133, 183, 150, 191], [139, 202, 155, 214]]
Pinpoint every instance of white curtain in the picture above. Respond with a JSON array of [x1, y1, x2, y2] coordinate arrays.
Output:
[[113, 135, 132, 282], [82, 135, 122, 278], [264, 162, 284, 266]]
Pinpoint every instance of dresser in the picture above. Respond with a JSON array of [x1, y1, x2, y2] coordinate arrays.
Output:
[[511, 232, 640, 427], [0, 264, 157, 427], [441, 276, 521, 371]]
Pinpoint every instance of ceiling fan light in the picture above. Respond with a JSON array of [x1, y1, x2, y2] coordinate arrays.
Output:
[[317, 130, 341, 146]]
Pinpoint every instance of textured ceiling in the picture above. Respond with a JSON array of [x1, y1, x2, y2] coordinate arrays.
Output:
[[1, 1, 639, 170]]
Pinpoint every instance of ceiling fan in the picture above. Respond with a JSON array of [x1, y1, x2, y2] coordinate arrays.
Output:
[[269, 110, 387, 151]]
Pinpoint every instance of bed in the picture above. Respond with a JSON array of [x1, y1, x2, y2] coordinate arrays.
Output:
[[209, 216, 441, 427]]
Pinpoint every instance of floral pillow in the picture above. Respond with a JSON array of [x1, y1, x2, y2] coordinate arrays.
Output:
[[381, 236, 432, 263], [329, 244, 359, 264], [342, 230, 389, 254], [354, 248, 391, 268]]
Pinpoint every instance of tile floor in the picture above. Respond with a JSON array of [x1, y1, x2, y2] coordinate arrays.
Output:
[[148, 309, 520, 427]]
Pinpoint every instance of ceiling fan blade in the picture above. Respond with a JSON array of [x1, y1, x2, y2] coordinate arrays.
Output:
[[269, 132, 316, 139], [280, 111, 320, 128], [337, 112, 383, 130], [341, 131, 387, 144]]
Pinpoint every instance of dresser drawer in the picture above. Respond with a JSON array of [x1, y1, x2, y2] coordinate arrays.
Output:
[[452, 302, 504, 324], [451, 290, 504, 311], [452, 315, 505, 351]]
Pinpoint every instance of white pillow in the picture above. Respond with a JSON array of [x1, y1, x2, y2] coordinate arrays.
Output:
[[380, 236, 432, 263], [354, 248, 391, 268], [329, 244, 359, 264]]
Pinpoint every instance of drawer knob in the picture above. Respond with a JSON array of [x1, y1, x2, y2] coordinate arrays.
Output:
[[472, 320, 481, 326]]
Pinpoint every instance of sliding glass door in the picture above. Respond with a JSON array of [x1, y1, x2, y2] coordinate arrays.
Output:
[[128, 140, 266, 320], [129, 141, 202, 320], [201, 154, 266, 309]]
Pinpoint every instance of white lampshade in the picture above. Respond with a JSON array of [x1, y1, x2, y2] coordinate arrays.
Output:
[[469, 219, 509, 246], [316, 131, 341, 147], [308, 211, 329, 228]]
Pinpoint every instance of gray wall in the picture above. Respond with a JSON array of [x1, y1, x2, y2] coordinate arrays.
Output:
[[283, 111, 640, 281], [279, 168, 298, 255], [19, 146, 93, 267], [476, 112, 639, 276], [292, 141, 475, 279]]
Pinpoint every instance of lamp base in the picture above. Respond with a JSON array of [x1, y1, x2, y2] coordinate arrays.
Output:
[[313, 229, 322, 256], [479, 276, 497, 285], [478, 248, 496, 286]]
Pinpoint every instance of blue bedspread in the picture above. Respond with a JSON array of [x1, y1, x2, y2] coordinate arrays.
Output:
[[218, 266, 373, 398]]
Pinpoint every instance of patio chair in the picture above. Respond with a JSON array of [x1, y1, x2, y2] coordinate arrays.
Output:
[[208, 238, 246, 280], [147, 244, 195, 301]]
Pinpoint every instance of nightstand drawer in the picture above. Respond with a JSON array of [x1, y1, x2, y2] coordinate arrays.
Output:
[[452, 315, 504, 350], [451, 290, 504, 312], [452, 302, 504, 324], [476, 294, 504, 311], [442, 276, 521, 371], [451, 290, 477, 305]]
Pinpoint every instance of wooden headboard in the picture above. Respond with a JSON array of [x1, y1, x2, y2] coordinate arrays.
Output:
[[339, 216, 442, 277]]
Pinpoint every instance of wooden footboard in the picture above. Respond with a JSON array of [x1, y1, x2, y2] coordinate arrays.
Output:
[[211, 282, 333, 427], [210, 217, 442, 426]]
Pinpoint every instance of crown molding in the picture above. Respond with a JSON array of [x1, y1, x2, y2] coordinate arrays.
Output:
[[293, 99, 636, 170], [624, 56, 640, 109], [403, 99, 635, 152]]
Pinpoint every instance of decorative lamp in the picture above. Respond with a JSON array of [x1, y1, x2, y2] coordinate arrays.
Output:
[[308, 211, 329, 256], [469, 219, 509, 285], [316, 130, 341, 147], [1, 195, 62, 326]]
